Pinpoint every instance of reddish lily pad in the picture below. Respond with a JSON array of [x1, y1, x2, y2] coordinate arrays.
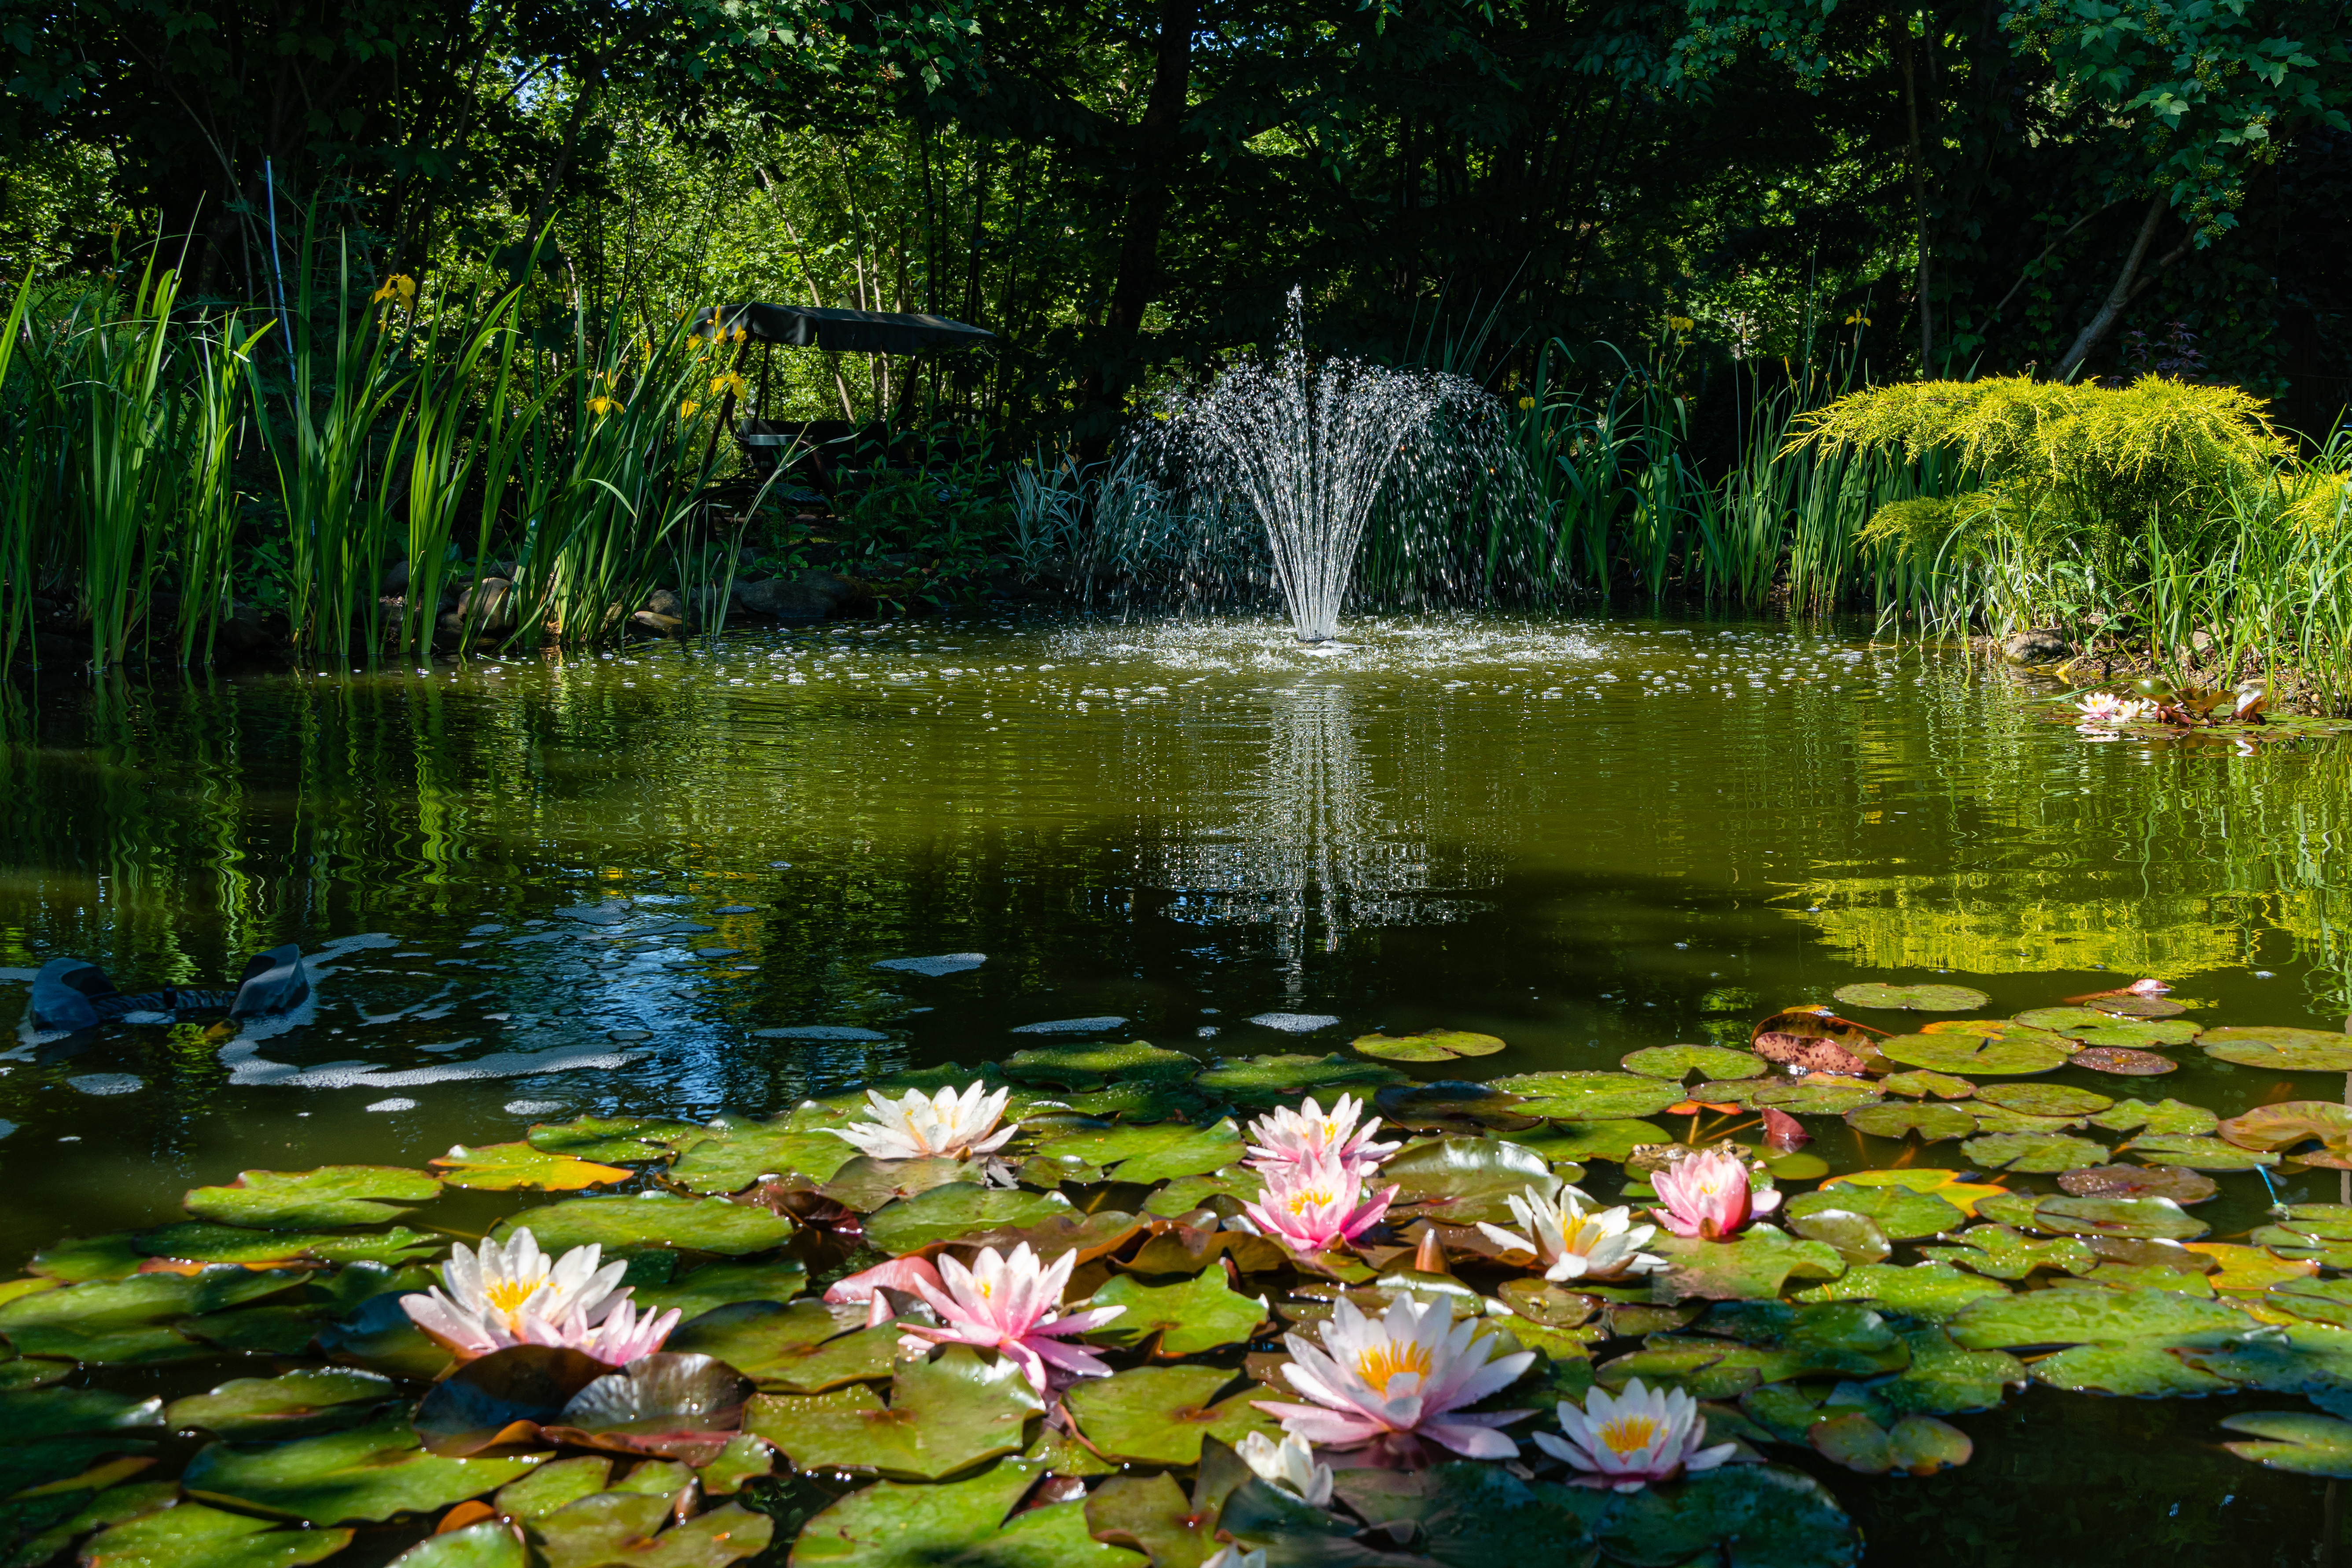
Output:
[[1749, 1010, 1882, 1075], [2217, 1102, 2352, 1166], [1975, 1083, 2113, 1117], [1832, 983, 1990, 1013], [2070, 1047, 2179, 1075], [2056, 1165, 2218, 1204]]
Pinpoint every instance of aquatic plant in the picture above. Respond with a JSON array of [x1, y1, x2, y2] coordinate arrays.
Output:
[[1235, 1151, 1397, 1255], [828, 1080, 1016, 1159], [1536, 1379, 1736, 1491], [1650, 1145, 1781, 1239], [1255, 1292, 1535, 1463], [400, 1228, 679, 1363], [1243, 1092, 1400, 1177], [1476, 1183, 1666, 1281], [1236, 1430, 1335, 1505], [894, 1242, 1125, 1394]]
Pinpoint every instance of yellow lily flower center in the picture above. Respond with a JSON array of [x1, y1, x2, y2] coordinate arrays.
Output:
[[1286, 1187, 1334, 1215], [1598, 1414, 1661, 1458], [482, 1278, 537, 1316], [1355, 1338, 1435, 1395]]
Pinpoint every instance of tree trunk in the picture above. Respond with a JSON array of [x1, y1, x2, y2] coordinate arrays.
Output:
[[1896, 22, 1932, 373], [2054, 195, 2168, 381]]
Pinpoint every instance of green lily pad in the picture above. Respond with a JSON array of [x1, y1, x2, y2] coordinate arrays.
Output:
[[2175, 1323, 2352, 1392], [29, 1235, 151, 1283], [2199, 1028, 2352, 1071], [533, 1491, 773, 1568], [1879, 1034, 2072, 1076], [632, 1259, 810, 1321], [1946, 1286, 2247, 1350], [1784, 1207, 1892, 1267], [430, 1144, 632, 1193], [1879, 1071, 1979, 1100], [1791, 1263, 2009, 1319], [743, 1347, 1040, 1480], [2072, 1019, 2201, 1049], [1032, 1121, 1243, 1185], [1484, 1072, 1685, 1121], [1844, 1102, 1974, 1143], [2024, 1195, 2208, 1240], [1807, 1410, 1972, 1475], [2030, 1339, 2240, 1397], [2132, 1135, 2279, 1170], [1591, 1462, 1860, 1568], [183, 1415, 545, 1524], [666, 1301, 893, 1392], [491, 1195, 792, 1256], [864, 1187, 1076, 1256], [1002, 1041, 1198, 1086], [1082, 1470, 1217, 1568], [2010, 1006, 2122, 1034], [81, 1502, 353, 1568], [0, 1268, 308, 1364], [1918, 1224, 2097, 1280], [134, 1225, 440, 1269], [791, 1461, 1143, 1568], [1649, 1228, 1847, 1303], [1618, 1046, 1768, 1083], [1786, 1186, 1962, 1242], [1191, 1055, 1406, 1105], [1064, 1365, 1280, 1465], [668, 1126, 863, 1195], [526, 1116, 705, 1164], [1505, 1120, 1669, 1165], [1328, 1462, 1617, 1566], [182, 1167, 442, 1230], [2056, 1164, 2218, 1204], [387, 1520, 529, 1568], [819, 1157, 985, 1215], [1833, 983, 1990, 1013], [494, 1458, 616, 1520], [1382, 1137, 1557, 1226], [1088, 1269, 1267, 1357], [165, 1370, 398, 1439], [1748, 1076, 1884, 1115], [2220, 1411, 2352, 1477], [1874, 1328, 2027, 1416], [0, 1386, 162, 1441], [1057, 1082, 1216, 1124], [1962, 1133, 2110, 1174], [21, 1483, 199, 1568], [1976, 1082, 2113, 1117], [2088, 1098, 2217, 1135], [1352, 1029, 1507, 1064]]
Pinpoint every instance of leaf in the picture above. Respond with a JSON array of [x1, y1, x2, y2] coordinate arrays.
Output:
[[1087, 1269, 1266, 1357], [1331, 1462, 1610, 1568], [2029, 1340, 2240, 1397], [1873, 1328, 2026, 1416], [1962, 1132, 2109, 1174], [1879, 1071, 1978, 1100], [2199, 1027, 2352, 1070], [1784, 1208, 1891, 1266], [1748, 1076, 1884, 1115], [1749, 1010, 1883, 1076], [790, 1462, 1144, 1568], [1844, 1102, 1973, 1143], [133, 1226, 439, 1270], [491, 1196, 792, 1256], [1064, 1365, 1279, 1465], [2088, 1097, 2217, 1135], [821, 1157, 986, 1214], [0, 1387, 162, 1440], [1506, 1120, 1669, 1164], [1382, 1137, 1558, 1225], [1082, 1472, 1212, 1568], [1351, 1029, 1506, 1063], [2221, 1411, 2352, 1477], [1592, 1463, 1861, 1568], [81, 1502, 353, 1568], [1879, 1034, 2072, 1075], [430, 1145, 631, 1193], [182, 1168, 442, 1230], [1617, 1045, 1766, 1082], [526, 1117, 705, 1165], [744, 1347, 1040, 1480], [2071, 1018, 2201, 1048], [1832, 983, 1989, 1012], [1648, 1228, 1847, 1303], [0, 1268, 308, 1364], [1977, 1082, 2113, 1117], [2023, 1195, 2209, 1240], [1001, 1040, 1198, 1086], [532, 1492, 773, 1568], [668, 1128, 862, 1196], [1917, 1224, 2096, 1281], [2071, 1047, 2179, 1075], [1791, 1263, 2008, 1319], [863, 1187, 1075, 1256], [633, 1260, 810, 1321], [1946, 1287, 2247, 1350], [183, 1416, 545, 1525], [165, 1370, 398, 1439], [545, 1351, 753, 1464], [387, 1520, 528, 1568], [412, 1346, 612, 1456], [666, 1302, 891, 1393], [1485, 1072, 1686, 1121], [2218, 1101, 2352, 1164], [2131, 1134, 2278, 1170], [1191, 1055, 1405, 1105], [1786, 1185, 1962, 1241]]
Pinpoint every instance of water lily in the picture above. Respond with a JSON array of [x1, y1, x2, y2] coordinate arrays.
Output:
[[1254, 1292, 1534, 1463], [1650, 1146, 1780, 1240], [896, 1242, 1124, 1394], [1244, 1093, 1400, 1177], [1476, 1185, 1666, 1282], [401, 1228, 679, 1364], [1236, 1430, 1334, 1507], [828, 1081, 1017, 1162], [1201, 1549, 1267, 1568], [824, 1255, 946, 1324], [2073, 691, 2157, 728], [1235, 1153, 1396, 1257], [1533, 1378, 1736, 1491]]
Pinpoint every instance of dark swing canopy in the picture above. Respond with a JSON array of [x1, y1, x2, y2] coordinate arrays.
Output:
[[692, 302, 997, 355]]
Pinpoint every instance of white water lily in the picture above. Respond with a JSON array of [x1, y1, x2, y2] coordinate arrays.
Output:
[[401, 1228, 679, 1365], [1476, 1185, 1666, 1283], [1236, 1430, 1334, 1507], [1200, 1549, 1267, 1568], [1254, 1292, 1534, 1463], [2073, 691, 2157, 729], [1244, 1093, 1401, 1177], [828, 1081, 1017, 1161], [1534, 1378, 1737, 1492]]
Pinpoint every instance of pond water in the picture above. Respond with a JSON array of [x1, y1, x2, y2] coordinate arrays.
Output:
[[6, 610, 2352, 1562]]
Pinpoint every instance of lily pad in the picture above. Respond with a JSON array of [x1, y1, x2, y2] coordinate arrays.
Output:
[[1480, 1071, 1685, 1122], [166, 1370, 399, 1439], [667, 1127, 862, 1195], [183, 1415, 545, 1524], [1351, 1029, 1506, 1064], [1962, 1133, 2110, 1174], [1879, 1071, 1979, 1100], [1879, 1034, 2072, 1076], [1833, 983, 1989, 1013], [430, 1144, 632, 1193], [1001, 1041, 1197, 1086], [789, 1461, 1143, 1568], [183, 1167, 442, 1230], [0, 1268, 308, 1365], [1918, 1225, 2096, 1281], [413, 1346, 609, 1456], [532, 1491, 773, 1568], [1784, 1208, 1892, 1267], [1087, 1269, 1267, 1357], [864, 1187, 1076, 1256], [1590, 1462, 1860, 1568], [1191, 1055, 1405, 1105], [1506, 1120, 1669, 1165], [2024, 1195, 2209, 1240], [1619, 1046, 1767, 1083], [387, 1520, 529, 1568], [526, 1117, 705, 1165], [666, 1301, 892, 1392], [632, 1260, 810, 1321], [1748, 1076, 1884, 1115], [1976, 1082, 2113, 1117], [1749, 1010, 1884, 1075], [1946, 1286, 2246, 1349], [1786, 1185, 1962, 1242], [2220, 1411, 2352, 1477], [744, 1346, 1040, 1480], [2200, 1028, 2352, 1071], [2028, 1339, 2239, 1398], [1649, 1229, 1847, 1303], [2131, 1135, 2278, 1170], [2011, 1007, 2121, 1035], [1033, 1122, 1243, 1186], [133, 1225, 440, 1270], [1873, 1327, 2027, 1416], [1791, 1264, 2008, 1319], [2218, 1101, 2352, 1166], [2089, 1098, 2217, 1136], [1844, 1102, 1974, 1143], [81, 1502, 353, 1568], [2054, 1165, 2216, 1206], [2072, 1019, 2201, 1049], [1065, 1365, 1280, 1465], [2070, 1047, 2179, 1075], [1382, 1137, 1558, 1225], [491, 1196, 791, 1256], [1808, 1410, 1972, 1475]]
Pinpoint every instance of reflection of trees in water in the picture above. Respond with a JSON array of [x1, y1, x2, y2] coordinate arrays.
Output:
[[1148, 681, 1497, 979]]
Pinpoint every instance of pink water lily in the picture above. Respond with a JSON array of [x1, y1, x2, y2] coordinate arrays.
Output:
[[1245, 1094, 1401, 1178], [1235, 1152, 1396, 1257], [1254, 1292, 1534, 1465], [896, 1242, 1125, 1394], [1649, 1146, 1779, 1240], [1535, 1378, 1736, 1491], [824, 1256, 946, 1325]]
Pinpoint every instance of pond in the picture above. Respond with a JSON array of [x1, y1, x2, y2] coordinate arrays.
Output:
[[5, 611, 2352, 1565]]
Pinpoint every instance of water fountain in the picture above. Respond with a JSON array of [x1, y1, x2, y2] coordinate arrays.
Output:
[[1156, 289, 1517, 643]]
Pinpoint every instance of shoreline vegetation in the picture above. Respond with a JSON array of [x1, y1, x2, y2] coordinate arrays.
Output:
[[3, 249, 2348, 707]]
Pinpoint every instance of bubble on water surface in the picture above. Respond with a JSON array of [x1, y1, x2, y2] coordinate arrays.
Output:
[[1249, 1012, 1342, 1032], [1011, 1016, 1130, 1034], [872, 953, 986, 976], [68, 1074, 142, 1096], [366, 1098, 418, 1112], [504, 1100, 567, 1115]]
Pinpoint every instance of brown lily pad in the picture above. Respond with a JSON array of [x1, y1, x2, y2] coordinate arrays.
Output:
[[2056, 1165, 2219, 1204], [2070, 1047, 2178, 1076], [2217, 1102, 2352, 1168], [1750, 1010, 1883, 1075]]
